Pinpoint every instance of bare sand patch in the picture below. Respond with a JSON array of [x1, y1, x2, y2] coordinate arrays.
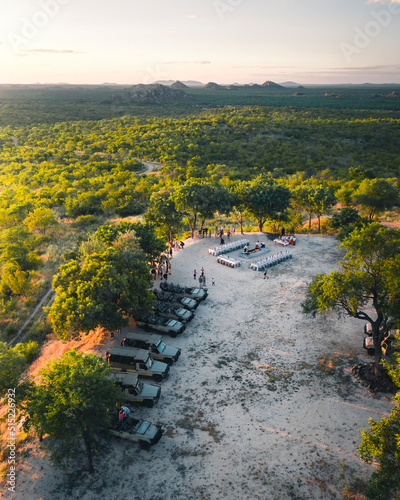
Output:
[[2, 233, 395, 500]]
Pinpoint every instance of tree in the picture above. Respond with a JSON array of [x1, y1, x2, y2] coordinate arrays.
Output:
[[145, 189, 182, 245], [354, 178, 399, 220], [23, 207, 58, 235], [229, 180, 250, 234], [0, 342, 28, 398], [172, 180, 231, 232], [48, 237, 154, 339], [302, 223, 400, 375], [335, 182, 357, 207], [23, 350, 122, 474], [358, 345, 400, 500], [246, 177, 291, 232], [310, 187, 336, 233], [329, 207, 366, 241], [95, 221, 165, 259], [292, 184, 336, 233]]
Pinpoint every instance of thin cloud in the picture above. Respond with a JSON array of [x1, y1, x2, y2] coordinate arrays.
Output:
[[330, 65, 400, 72], [185, 14, 197, 18], [21, 49, 83, 54], [162, 60, 211, 65], [367, 0, 400, 3]]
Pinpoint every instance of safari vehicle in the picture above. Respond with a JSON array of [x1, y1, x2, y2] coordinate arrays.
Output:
[[135, 314, 185, 337], [363, 323, 398, 355], [153, 301, 194, 323], [110, 413, 163, 450], [153, 289, 198, 311], [160, 282, 208, 301], [108, 371, 161, 407], [121, 331, 181, 365], [106, 347, 169, 382]]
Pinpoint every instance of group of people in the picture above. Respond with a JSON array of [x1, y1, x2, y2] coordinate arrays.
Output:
[[243, 240, 265, 254], [276, 235, 296, 245], [194, 267, 210, 288], [171, 239, 185, 250], [150, 256, 172, 280]]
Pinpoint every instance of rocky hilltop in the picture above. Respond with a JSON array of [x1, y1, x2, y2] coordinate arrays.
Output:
[[126, 84, 191, 104], [170, 80, 189, 89]]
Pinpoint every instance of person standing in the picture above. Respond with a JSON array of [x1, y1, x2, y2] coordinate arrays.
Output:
[[199, 276, 203, 289], [263, 268, 269, 279], [193, 269, 197, 280], [212, 278, 215, 286]]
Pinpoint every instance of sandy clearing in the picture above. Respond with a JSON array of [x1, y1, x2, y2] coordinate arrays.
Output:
[[2, 233, 395, 500]]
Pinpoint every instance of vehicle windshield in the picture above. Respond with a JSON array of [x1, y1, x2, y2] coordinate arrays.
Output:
[[136, 421, 151, 435], [167, 319, 177, 327], [155, 339, 166, 352], [145, 357, 153, 369], [136, 379, 144, 392], [192, 288, 200, 293], [177, 308, 187, 315]]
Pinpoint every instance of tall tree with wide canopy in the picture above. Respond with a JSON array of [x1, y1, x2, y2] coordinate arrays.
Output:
[[302, 223, 400, 375], [292, 183, 336, 233], [23, 350, 122, 474], [95, 221, 165, 260], [145, 188, 183, 245], [354, 178, 399, 220], [246, 176, 291, 232], [172, 179, 231, 232], [229, 180, 250, 235], [48, 236, 154, 340]]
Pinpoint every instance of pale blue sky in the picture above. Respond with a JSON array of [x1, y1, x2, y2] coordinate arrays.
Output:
[[1, 0, 399, 84]]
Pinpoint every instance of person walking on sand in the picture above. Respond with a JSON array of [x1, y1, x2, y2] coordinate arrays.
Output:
[[212, 278, 215, 286], [263, 268, 269, 279], [193, 269, 197, 279], [199, 275, 203, 289]]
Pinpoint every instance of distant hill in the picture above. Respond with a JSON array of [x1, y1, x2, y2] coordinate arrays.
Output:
[[261, 80, 284, 88], [204, 82, 224, 90], [279, 81, 300, 87], [154, 80, 203, 87], [170, 81, 189, 89], [119, 84, 192, 105]]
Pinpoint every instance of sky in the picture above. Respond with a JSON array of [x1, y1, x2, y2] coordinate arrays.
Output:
[[0, 0, 399, 85]]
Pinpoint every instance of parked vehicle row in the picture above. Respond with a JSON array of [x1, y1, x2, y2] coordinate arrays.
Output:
[[107, 281, 208, 449]]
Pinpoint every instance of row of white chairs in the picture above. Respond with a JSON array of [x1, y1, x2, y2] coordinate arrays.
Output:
[[208, 239, 249, 256], [217, 256, 242, 268], [250, 251, 292, 271]]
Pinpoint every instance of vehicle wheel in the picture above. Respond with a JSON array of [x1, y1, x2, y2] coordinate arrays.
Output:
[[153, 374, 163, 382], [165, 358, 173, 366], [169, 331, 177, 338], [367, 348, 375, 356], [144, 400, 154, 408], [139, 441, 151, 450]]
